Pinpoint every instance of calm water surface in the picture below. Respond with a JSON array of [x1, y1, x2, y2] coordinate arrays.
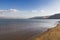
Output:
[[0, 19, 60, 40], [0, 19, 59, 33]]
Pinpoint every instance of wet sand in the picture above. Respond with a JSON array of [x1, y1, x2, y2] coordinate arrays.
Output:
[[0, 28, 47, 40]]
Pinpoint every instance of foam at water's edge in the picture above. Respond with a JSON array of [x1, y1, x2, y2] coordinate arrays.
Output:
[[49, 21, 60, 28]]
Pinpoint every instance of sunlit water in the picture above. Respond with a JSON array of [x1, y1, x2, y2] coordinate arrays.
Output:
[[0, 19, 60, 40], [0, 19, 59, 33]]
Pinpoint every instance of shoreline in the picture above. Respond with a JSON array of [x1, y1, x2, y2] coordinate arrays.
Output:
[[0, 21, 58, 40], [31, 23, 60, 40]]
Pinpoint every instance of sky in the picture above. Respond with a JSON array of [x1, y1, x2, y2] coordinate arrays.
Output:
[[0, 0, 60, 18]]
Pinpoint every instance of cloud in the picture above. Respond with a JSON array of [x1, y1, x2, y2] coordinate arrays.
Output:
[[0, 9, 38, 19], [44, 0, 60, 14], [32, 0, 60, 16], [0, 9, 46, 18], [0, 9, 29, 18], [32, 10, 38, 13], [0, 0, 60, 19]]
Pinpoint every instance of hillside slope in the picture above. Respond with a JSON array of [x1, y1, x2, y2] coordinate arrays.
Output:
[[30, 13, 60, 19], [32, 24, 60, 40], [48, 13, 60, 19]]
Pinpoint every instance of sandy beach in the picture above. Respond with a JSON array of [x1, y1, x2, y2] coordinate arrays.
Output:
[[31, 23, 60, 40]]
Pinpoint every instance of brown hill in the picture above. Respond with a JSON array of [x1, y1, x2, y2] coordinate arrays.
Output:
[[31, 23, 60, 40]]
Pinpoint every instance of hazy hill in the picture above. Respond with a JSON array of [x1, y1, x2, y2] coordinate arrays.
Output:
[[30, 13, 60, 19], [48, 13, 60, 19], [30, 16, 49, 19], [32, 23, 60, 40]]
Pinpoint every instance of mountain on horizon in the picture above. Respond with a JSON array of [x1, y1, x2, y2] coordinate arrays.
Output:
[[48, 13, 60, 19], [30, 13, 60, 19]]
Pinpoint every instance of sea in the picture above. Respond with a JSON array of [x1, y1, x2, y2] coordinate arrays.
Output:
[[0, 19, 59, 33], [0, 19, 60, 40]]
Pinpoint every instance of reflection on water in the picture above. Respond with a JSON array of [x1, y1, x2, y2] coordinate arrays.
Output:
[[0, 19, 59, 40], [0, 19, 59, 33]]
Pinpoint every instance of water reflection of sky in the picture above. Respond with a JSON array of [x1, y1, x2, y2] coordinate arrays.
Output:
[[0, 19, 59, 34]]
